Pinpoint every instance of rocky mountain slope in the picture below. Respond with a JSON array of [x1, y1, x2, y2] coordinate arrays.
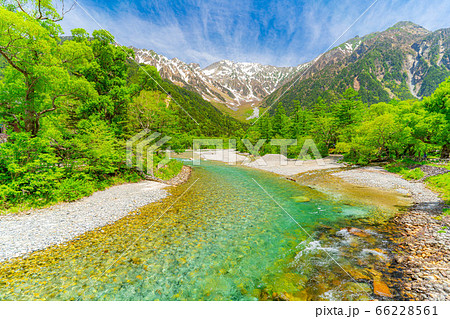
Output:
[[409, 27, 450, 97], [264, 21, 450, 114], [134, 21, 450, 117], [134, 48, 307, 110]]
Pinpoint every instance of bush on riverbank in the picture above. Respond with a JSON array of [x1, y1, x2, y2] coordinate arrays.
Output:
[[153, 157, 184, 181], [402, 168, 425, 180], [0, 129, 185, 213], [427, 173, 450, 203], [0, 132, 141, 212], [385, 161, 426, 180]]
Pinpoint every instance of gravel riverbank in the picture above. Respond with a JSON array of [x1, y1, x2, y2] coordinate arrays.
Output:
[[333, 167, 441, 207], [194, 149, 345, 176], [334, 166, 450, 301], [0, 181, 169, 262]]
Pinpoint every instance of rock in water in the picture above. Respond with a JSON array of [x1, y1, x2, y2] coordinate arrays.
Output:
[[347, 227, 369, 237], [373, 279, 393, 298], [291, 196, 310, 203]]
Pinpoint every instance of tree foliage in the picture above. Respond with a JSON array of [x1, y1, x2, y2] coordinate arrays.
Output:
[[0, 5, 94, 136], [0, 2, 244, 211]]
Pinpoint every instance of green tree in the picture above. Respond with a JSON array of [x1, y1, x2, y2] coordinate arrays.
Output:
[[78, 29, 134, 129], [335, 100, 439, 163], [292, 100, 314, 137], [256, 115, 272, 140], [334, 88, 365, 126], [311, 97, 329, 116], [0, 6, 93, 136], [422, 77, 450, 157], [71, 28, 90, 42], [0, 132, 63, 204], [272, 102, 288, 136], [0, 0, 72, 22], [127, 90, 174, 132], [311, 116, 338, 150], [136, 64, 163, 92]]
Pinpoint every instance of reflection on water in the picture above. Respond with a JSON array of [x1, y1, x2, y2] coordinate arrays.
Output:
[[0, 161, 405, 300]]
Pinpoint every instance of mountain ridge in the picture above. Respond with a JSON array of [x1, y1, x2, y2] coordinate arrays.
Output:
[[134, 48, 308, 110], [134, 21, 450, 117], [263, 21, 450, 114]]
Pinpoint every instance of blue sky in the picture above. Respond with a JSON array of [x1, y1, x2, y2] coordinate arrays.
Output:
[[60, 0, 450, 67]]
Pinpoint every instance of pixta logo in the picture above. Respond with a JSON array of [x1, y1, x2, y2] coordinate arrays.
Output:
[[126, 130, 171, 176], [193, 138, 324, 166]]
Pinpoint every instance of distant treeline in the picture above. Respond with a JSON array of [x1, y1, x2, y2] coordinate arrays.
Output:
[[244, 79, 450, 163]]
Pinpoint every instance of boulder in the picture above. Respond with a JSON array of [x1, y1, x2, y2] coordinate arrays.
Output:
[[347, 227, 369, 237], [291, 196, 311, 203], [373, 279, 393, 298]]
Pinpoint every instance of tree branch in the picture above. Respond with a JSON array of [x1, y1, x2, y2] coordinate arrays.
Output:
[[5, 112, 25, 131], [37, 94, 70, 116], [14, 0, 32, 18], [0, 49, 28, 76], [15, 0, 75, 22], [37, 0, 43, 20]]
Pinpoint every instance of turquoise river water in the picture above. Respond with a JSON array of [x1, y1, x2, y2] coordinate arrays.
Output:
[[0, 160, 403, 300]]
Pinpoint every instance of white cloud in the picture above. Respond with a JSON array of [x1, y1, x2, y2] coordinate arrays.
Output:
[[59, 0, 450, 67]]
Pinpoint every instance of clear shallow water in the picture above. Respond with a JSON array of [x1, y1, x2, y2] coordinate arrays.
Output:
[[0, 161, 399, 300]]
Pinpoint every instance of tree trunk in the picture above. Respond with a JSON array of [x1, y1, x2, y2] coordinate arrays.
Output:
[[24, 111, 40, 137], [11, 122, 20, 133], [441, 144, 450, 159], [24, 77, 40, 137]]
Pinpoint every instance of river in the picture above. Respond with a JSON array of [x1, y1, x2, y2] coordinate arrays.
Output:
[[0, 160, 405, 300]]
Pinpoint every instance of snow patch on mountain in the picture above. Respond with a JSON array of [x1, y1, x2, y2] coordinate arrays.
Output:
[[134, 48, 307, 109]]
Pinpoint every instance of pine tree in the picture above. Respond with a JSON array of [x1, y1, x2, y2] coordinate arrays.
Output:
[[334, 88, 365, 126], [272, 102, 287, 136], [292, 100, 313, 137]]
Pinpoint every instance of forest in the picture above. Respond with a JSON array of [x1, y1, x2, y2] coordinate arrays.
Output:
[[245, 80, 450, 164]]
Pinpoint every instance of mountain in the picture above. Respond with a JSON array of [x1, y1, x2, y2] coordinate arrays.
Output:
[[134, 48, 307, 110], [409, 27, 450, 96], [134, 21, 450, 118], [126, 61, 245, 136], [263, 21, 450, 114], [202, 60, 308, 108]]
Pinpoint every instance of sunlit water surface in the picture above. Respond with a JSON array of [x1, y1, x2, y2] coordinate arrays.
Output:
[[0, 161, 404, 300]]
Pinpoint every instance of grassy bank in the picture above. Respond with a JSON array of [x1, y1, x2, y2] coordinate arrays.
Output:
[[426, 173, 450, 220], [384, 159, 450, 219]]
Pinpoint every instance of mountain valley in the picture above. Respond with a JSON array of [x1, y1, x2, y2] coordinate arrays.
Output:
[[135, 21, 450, 118]]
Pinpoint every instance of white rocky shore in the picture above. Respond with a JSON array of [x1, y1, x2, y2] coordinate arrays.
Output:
[[333, 166, 442, 209], [0, 181, 168, 262], [195, 149, 344, 175]]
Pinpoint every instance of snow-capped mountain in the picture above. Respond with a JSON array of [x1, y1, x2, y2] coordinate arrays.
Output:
[[134, 48, 307, 110], [134, 21, 450, 116]]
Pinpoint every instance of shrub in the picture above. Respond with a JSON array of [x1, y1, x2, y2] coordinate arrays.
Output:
[[427, 173, 450, 202], [401, 168, 425, 180], [0, 132, 63, 204], [56, 177, 96, 202], [154, 158, 183, 181]]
